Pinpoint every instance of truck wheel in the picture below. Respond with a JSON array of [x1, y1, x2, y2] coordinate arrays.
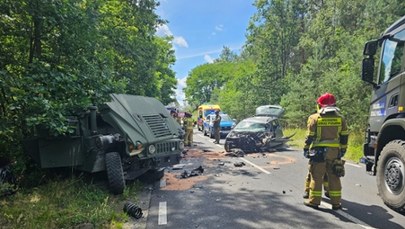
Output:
[[105, 152, 125, 195], [377, 140, 405, 212]]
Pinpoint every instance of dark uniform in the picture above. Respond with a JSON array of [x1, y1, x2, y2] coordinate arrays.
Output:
[[213, 111, 221, 144], [303, 93, 349, 210]]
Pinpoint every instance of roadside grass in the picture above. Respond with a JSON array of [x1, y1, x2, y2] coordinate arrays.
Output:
[[284, 128, 364, 163], [0, 174, 142, 228]]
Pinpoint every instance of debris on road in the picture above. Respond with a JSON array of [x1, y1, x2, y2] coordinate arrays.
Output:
[[172, 164, 186, 170], [225, 149, 245, 157], [181, 166, 204, 179], [123, 202, 143, 219], [234, 162, 246, 167]]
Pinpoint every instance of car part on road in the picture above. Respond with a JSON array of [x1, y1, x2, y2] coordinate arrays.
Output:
[[234, 162, 246, 167], [123, 201, 143, 219], [180, 165, 204, 178], [224, 149, 245, 157]]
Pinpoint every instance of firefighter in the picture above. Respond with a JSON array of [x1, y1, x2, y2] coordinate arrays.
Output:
[[183, 112, 194, 147], [212, 110, 221, 144], [303, 93, 349, 210]]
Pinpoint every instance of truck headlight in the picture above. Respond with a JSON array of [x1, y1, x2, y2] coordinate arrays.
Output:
[[179, 141, 184, 150], [148, 144, 156, 154]]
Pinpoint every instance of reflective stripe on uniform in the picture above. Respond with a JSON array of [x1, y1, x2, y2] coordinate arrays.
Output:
[[310, 190, 322, 197], [328, 190, 341, 197], [312, 143, 340, 147], [340, 130, 349, 135]]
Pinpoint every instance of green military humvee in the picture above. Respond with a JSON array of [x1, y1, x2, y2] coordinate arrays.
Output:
[[23, 94, 184, 194]]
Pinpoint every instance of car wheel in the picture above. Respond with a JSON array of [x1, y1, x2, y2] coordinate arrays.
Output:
[[376, 140, 405, 213], [105, 152, 125, 195], [224, 141, 231, 152]]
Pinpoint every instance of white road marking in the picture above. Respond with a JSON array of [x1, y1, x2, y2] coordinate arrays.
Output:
[[240, 158, 271, 174], [158, 201, 167, 225], [320, 202, 377, 229]]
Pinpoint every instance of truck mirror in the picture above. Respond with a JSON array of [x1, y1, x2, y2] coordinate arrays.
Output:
[[363, 40, 378, 56], [361, 57, 376, 86]]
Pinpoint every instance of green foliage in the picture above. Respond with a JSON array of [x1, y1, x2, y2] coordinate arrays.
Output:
[[0, 176, 142, 228], [284, 128, 365, 163], [0, 0, 177, 172], [183, 0, 405, 135]]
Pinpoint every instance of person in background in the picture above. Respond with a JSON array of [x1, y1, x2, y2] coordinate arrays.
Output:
[[213, 110, 221, 144], [183, 112, 194, 147]]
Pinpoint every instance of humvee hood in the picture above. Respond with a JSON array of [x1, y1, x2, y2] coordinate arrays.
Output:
[[100, 94, 180, 143]]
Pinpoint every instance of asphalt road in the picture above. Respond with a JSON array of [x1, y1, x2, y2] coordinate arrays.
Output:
[[139, 129, 405, 229]]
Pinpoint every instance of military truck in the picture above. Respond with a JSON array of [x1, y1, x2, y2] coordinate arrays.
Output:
[[23, 94, 184, 194], [361, 15, 405, 212]]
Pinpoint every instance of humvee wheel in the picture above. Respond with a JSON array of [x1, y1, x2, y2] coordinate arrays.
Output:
[[105, 152, 125, 194], [377, 140, 405, 212]]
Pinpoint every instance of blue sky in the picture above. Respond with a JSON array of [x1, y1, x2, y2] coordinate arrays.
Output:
[[156, 0, 257, 105]]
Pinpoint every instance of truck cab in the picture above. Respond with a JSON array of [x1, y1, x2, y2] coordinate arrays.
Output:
[[361, 16, 405, 212]]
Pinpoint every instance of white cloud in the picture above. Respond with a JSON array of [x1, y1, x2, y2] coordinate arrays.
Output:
[[204, 54, 214, 63], [215, 25, 224, 31], [156, 24, 172, 36], [173, 36, 188, 48], [176, 77, 188, 106], [156, 24, 188, 48]]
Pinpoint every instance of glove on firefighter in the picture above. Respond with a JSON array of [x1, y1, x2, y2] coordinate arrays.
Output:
[[332, 159, 345, 177], [338, 149, 346, 159], [303, 149, 310, 158]]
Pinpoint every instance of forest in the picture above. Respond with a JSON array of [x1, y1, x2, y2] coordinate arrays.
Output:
[[0, 0, 177, 170], [184, 0, 405, 131]]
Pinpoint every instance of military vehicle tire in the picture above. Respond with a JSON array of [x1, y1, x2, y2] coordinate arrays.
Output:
[[105, 152, 125, 195], [376, 140, 405, 213]]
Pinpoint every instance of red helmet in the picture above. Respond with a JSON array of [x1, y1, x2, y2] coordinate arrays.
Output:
[[317, 93, 336, 107]]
